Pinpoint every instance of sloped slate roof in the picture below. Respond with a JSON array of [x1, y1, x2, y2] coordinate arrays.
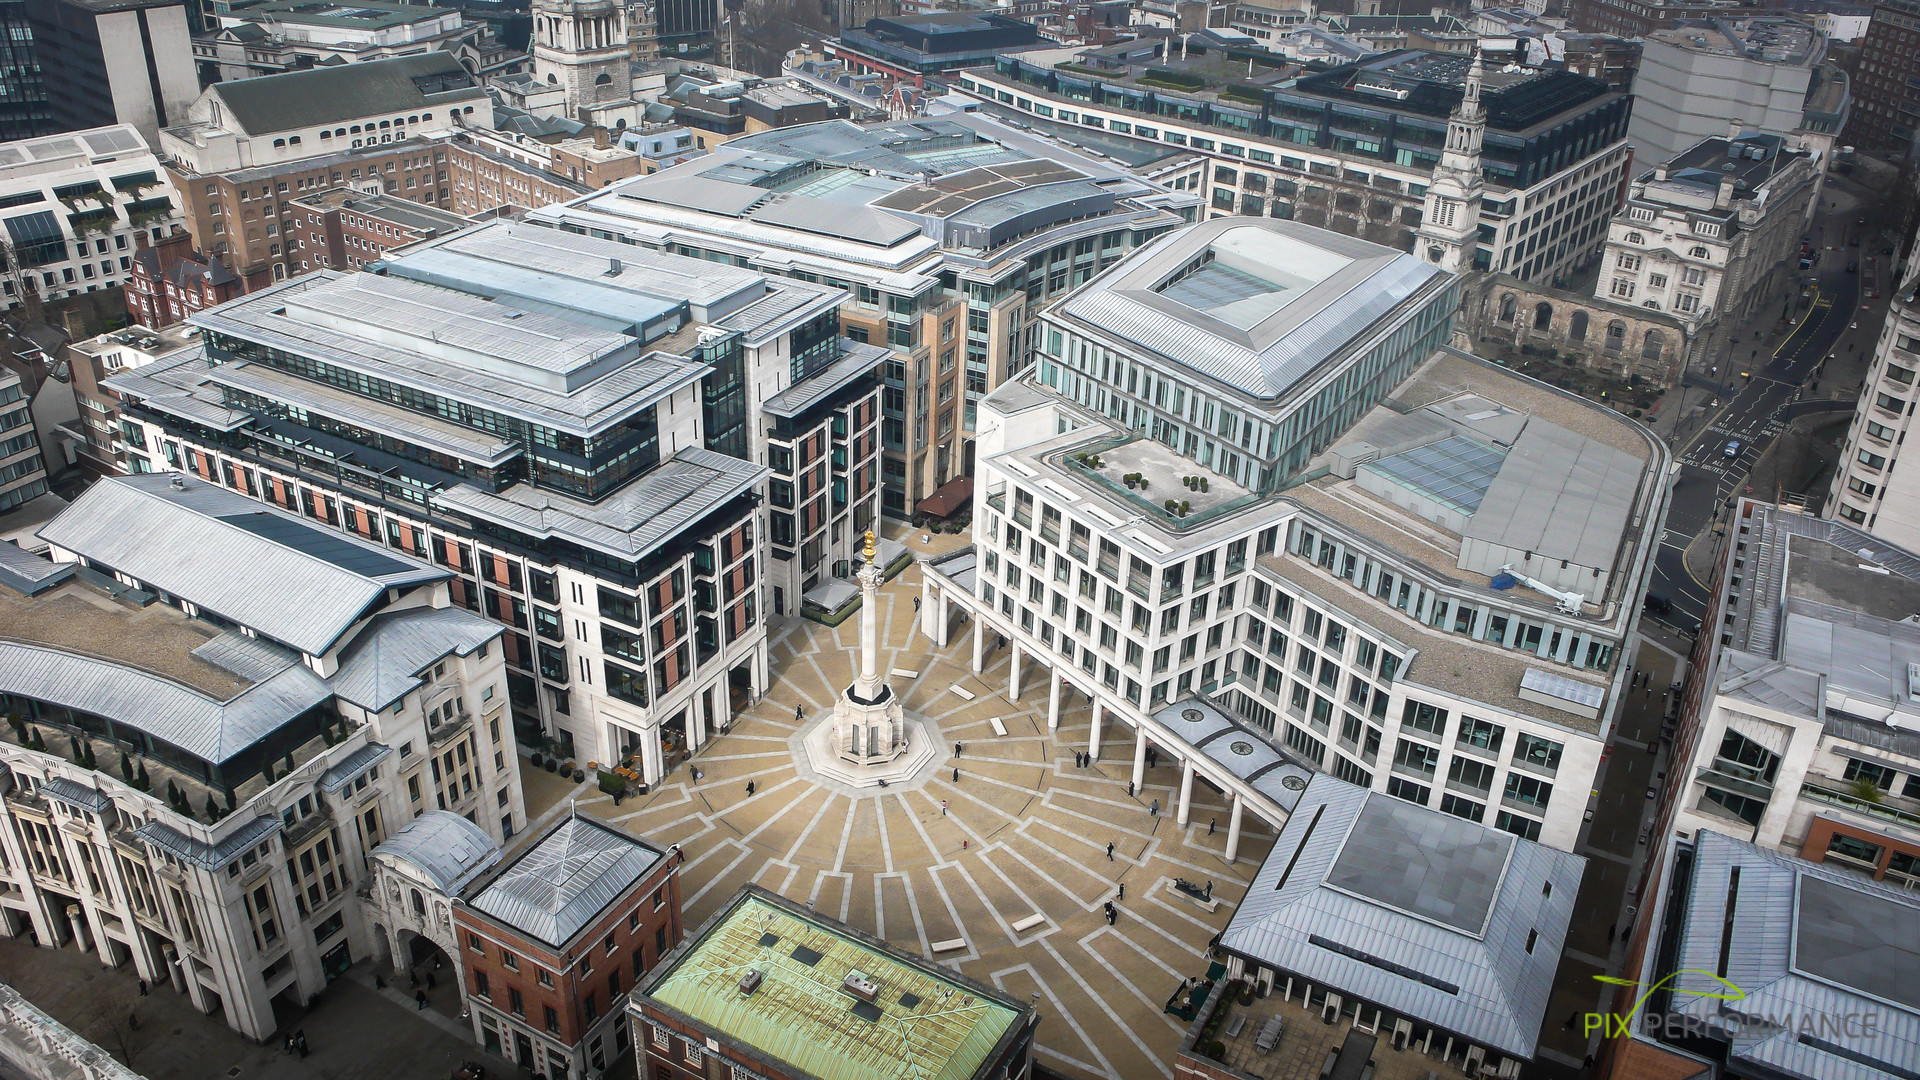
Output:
[[466, 814, 665, 948], [207, 52, 480, 136], [39, 474, 446, 656]]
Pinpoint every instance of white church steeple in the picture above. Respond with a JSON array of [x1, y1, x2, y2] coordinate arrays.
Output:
[[1415, 51, 1489, 275]]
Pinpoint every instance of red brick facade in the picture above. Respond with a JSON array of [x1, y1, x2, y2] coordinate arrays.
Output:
[[123, 229, 270, 328], [454, 840, 682, 1080]]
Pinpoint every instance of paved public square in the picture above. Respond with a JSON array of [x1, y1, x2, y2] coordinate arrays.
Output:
[[557, 546, 1276, 1080]]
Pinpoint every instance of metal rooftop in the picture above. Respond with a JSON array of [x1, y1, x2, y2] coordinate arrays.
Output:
[[1361, 435, 1507, 516], [465, 814, 665, 949], [38, 474, 445, 656], [1219, 776, 1584, 1059], [377, 811, 502, 895], [1052, 218, 1446, 405], [644, 888, 1028, 1080], [1664, 831, 1920, 1080]]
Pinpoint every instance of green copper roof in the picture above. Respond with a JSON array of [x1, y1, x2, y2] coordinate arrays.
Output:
[[648, 895, 1021, 1080]]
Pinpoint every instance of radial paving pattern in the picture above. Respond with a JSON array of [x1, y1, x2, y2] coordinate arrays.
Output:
[[562, 560, 1276, 1080]]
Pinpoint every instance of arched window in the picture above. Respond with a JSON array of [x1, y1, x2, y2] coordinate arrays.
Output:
[[1605, 321, 1626, 352], [410, 889, 425, 915], [1569, 310, 1589, 342], [319, 130, 331, 140], [463, 106, 475, 114], [1498, 293, 1517, 323], [1533, 302, 1552, 330], [421, 113, 432, 121], [288, 135, 301, 144], [350, 125, 361, 134], [378, 120, 390, 129], [615, 117, 627, 129], [547, 73, 558, 85], [1642, 329, 1666, 361], [335, 128, 346, 136], [272, 138, 286, 148], [594, 73, 613, 85]]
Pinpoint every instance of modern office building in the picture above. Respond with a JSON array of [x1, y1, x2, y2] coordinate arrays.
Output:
[[831, 11, 1048, 85], [107, 220, 884, 778], [921, 217, 1670, 855], [158, 52, 494, 175], [0, 366, 49, 513], [960, 45, 1634, 287], [1827, 223, 1920, 537], [0, 0, 50, 141], [1657, 499, 1920, 887], [0, 472, 524, 1041], [0, 124, 184, 314], [633, 885, 1039, 1080], [1197, 775, 1585, 1076], [530, 113, 1201, 521], [1626, 17, 1828, 164], [22, 0, 198, 148], [1601, 830, 1920, 1080], [453, 813, 681, 1080], [1841, 0, 1920, 163], [1596, 133, 1818, 333], [64, 321, 201, 471]]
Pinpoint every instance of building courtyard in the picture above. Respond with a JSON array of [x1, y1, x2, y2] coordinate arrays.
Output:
[[547, 544, 1274, 1080]]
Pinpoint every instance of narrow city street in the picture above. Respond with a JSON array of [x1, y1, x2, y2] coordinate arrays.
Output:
[[1648, 175, 1889, 633]]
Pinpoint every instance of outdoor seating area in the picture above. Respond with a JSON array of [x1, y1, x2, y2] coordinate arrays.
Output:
[[1192, 980, 1471, 1080]]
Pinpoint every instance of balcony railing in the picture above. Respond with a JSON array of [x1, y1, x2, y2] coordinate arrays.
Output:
[[1800, 782, 1920, 833]]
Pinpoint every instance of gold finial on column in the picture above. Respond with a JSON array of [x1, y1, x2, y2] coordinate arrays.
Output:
[[863, 529, 877, 561]]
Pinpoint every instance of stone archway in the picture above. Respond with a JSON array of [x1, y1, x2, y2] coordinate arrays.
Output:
[[1569, 310, 1589, 342], [1533, 302, 1553, 330]]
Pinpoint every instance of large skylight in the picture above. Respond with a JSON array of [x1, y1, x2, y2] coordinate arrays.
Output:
[[1154, 225, 1354, 330]]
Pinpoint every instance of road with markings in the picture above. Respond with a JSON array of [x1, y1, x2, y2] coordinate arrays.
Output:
[[1649, 261, 1859, 632]]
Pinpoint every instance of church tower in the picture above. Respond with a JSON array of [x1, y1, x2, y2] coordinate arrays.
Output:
[[1415, 52, 1488, 275], [531, 0, 631, 120]]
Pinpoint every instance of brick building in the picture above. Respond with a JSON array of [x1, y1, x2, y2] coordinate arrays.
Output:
[[633, 886, 1037, 1080], [287, 190, 471, 272], [123, 228, 270, 328], [164, 134, 588, 286], [454, 813, 680, 1080]]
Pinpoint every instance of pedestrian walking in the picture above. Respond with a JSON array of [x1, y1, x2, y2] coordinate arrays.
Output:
[[953, 767, 960, 783], [1116, 882, 1125, 900], [138, 979, 148, 997], [913, 596, 921, 611], [1106, 841, 1115, 861], [746, 780, 756, 796], [940, 799, 948, 816], [416, 989, 429, 1011], [1149, 798, 1160, 817], [795, 705, 804, 723], [1208, 817, 1216, 836], [955, 742, 964, 757], [296, 1033, 308, 1059], [286, 1035, 297, 1055], [1127, 781, 1135, 798]]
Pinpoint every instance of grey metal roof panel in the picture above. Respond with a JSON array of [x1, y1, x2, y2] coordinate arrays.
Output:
[[1462, 418, 1640, 570], [326, 606, 503, 712], [191, 630, 301, 683], [135, 815, 280, 871], [466, 814, 665, 948], [750, 196, 922, 246], [0, 641, 331, 763], [762, 341, 888, 417], [41, 776, 112, 813], [1671, 832, 1920, 1080], [1220, 776, 1583, 1059], [100, 347, 251, 431], [432, 447, 766, 561], [1054, 219, 1445, 405], [204, 53, 483, 136], [374, 810, 501, 894], [39, 474, 446, 656], [193, 273, 709, 438], [319, 741, 393, 792], [0, 541, 73, 596]]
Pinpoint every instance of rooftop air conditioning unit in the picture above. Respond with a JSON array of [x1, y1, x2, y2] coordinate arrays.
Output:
[[739, 969, 764, 995], [842, 970, 879, 1002]]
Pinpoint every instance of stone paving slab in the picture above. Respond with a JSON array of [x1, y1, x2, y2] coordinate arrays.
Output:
[[538, 559, 1274, 1080]]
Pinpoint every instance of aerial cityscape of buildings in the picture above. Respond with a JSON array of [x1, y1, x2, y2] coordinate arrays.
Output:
[[0, 1, 1916, 1080]]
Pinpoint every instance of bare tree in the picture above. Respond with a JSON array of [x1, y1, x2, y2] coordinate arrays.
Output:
[[0, 237, 44, 327], [82, 979, 157, 1068]]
